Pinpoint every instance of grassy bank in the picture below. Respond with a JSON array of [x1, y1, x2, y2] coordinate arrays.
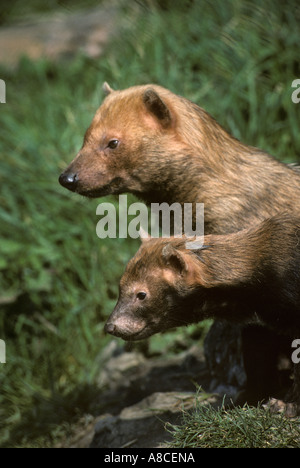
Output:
[[168, 399, 300, 448], [0, 0, 299, 447]]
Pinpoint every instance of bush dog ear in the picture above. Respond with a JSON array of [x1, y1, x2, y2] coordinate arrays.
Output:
[[162, 244, 187, 275], [185, 241, 210, 262], [143, 89, 172, 128], [103, 82, 114, 95]]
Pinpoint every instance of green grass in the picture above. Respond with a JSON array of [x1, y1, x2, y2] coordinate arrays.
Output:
[[0, 54, 141, 446], [168, 398, 300, 448], [0, 0, 299, 447]]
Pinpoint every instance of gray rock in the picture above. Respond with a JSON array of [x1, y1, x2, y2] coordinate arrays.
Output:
[[91, 391, 218, 448], [87, 344, 215, 448]]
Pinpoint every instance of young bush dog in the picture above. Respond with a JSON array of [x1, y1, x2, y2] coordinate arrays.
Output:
[[105, 216, 300, 415], [59, 83, 300, 412]]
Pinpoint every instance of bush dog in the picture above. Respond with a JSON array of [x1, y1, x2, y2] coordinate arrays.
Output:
[[105, 215, 300, 414], [59, 83, 300, 408], [59, 83, 300, 234]]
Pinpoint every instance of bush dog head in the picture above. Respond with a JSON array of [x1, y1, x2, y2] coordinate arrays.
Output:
[[104, 236, 209, 341], [59, 83, 184, 200]]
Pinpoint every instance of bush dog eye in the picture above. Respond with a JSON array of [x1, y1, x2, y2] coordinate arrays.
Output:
[[107, 139, 119, 149], [136, 292, 147, 300]]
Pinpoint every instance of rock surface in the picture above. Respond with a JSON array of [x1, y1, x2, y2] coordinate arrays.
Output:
[[91, 391, 218, 449], [59, 342, 223, 448], [60, 329, 292, 448]]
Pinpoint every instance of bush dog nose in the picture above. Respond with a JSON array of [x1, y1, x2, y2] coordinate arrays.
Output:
[[59, 172, 78, 191], [105, 322, 116, 335]]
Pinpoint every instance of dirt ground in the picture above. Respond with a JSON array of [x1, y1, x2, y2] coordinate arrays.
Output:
[[0, 2, 120, 67]]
